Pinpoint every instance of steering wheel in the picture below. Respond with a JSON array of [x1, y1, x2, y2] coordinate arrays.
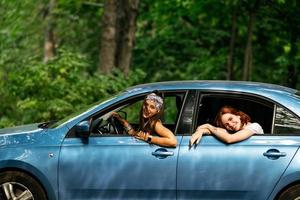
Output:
[[92, 118, 104, 134], [107, 116, 125, 134]]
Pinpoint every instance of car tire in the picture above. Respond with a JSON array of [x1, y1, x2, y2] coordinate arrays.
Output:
[[0, 171, 47, 200], [277, 184, 300, 200]]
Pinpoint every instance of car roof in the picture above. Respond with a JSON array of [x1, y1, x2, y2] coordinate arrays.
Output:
[[127, 80, 297, 94], [126, 80, 300, 116]]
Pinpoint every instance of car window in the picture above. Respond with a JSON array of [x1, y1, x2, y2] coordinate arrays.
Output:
[[273, 105, 300, 134], [122, 100, 142, 124], [121, 95, 181, 125], [90, 92, 185, 136], [163, 96, 180, 124], [196, 94, 274, 134]]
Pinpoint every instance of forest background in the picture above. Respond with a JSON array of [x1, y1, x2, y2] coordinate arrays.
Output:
[[0, 0, 299, 128]]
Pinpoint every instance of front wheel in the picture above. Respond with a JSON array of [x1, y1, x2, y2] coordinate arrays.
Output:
[[0, 171, 47, 200], [277, 184, 300, 200]]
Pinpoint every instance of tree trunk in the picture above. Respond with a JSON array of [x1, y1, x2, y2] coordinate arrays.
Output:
[[43, 0, 56, 63], [99, 0, 139, 75], [227, 6, 237, 80], [116, 0, 139, 76], [98, 0, 118, 73], [242, 12, 253, 81], [242, 0, 260, 81]]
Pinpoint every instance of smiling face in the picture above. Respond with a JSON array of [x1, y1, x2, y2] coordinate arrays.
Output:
[[142, 99, 159, 119], [221, 113, 243, 131]]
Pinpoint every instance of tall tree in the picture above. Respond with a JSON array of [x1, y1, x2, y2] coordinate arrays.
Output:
[[227, 4, 238, 80], [116, 0, 139, 76], [99, 0, 139, 75], [43, 0, 56, 63], [99, 0, 118, 74], [242, 0, 260, 81]]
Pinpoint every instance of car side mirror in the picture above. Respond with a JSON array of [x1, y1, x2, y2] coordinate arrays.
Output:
[[75, 120, 91, 138]]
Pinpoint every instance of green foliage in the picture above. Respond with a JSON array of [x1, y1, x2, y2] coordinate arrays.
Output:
[[134, 0, 232, 81], [134, 0, 300, 88], [0, 0, 44, 70], [0, 49, 145, 127], [54, 0, 104, 70]]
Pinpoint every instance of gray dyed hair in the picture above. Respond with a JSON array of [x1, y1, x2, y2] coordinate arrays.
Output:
[[145, 93, 163, 111]]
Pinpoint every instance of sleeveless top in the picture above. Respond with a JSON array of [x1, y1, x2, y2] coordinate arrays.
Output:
[[244, 122, 264, 134]]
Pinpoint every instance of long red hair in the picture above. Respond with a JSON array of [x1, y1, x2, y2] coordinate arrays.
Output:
[[215, 106, 251, 129]]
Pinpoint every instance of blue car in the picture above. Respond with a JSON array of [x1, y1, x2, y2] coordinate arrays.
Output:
[[1, 81, 300, 200]]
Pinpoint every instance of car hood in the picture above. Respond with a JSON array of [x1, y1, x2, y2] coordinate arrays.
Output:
[[0, 123, 43, 135]]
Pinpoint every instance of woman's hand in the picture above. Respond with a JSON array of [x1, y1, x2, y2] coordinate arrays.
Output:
[[111, 111, 128, 126], [111, 112, 122, 121], [189, 131, 203, 146], [112, 111, 135, 135], [189, 126, 211, 147], [134, 131, 148, 141]]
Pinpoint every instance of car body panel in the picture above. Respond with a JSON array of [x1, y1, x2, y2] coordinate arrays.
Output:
[[58, 136, 182, 199], [0, 126, 69, 200], [268, 147, 300, 200], [0, 123, 42, 135], [177, 135, 300, 199]]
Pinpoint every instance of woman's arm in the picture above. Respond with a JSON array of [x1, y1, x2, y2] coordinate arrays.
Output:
[[206, 124, 255, 144], [111, 112, 138, 135], [113, 112, 177, 147], [135, 121, 177, 147], [189, 126, 211, 146]]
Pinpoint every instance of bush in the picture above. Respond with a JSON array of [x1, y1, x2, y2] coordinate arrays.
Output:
[[0, 49, 145, 128]]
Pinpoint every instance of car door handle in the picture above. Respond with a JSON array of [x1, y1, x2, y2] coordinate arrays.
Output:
[[263, 149, 286, 160], [152, 151, 174, 156], [152, 148, 174, 159], [263, 152, 286, 157]]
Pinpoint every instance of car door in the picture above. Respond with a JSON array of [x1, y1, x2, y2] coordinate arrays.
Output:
[[177, 93, 299, 200], [59, 136, 181, 200], [58, 92, 185, 200]]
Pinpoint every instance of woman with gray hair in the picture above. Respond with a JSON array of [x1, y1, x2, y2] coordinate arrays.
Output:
[[113, 93, 177, 147]]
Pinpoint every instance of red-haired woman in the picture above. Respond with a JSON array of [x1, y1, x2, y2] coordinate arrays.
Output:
[[190, 106, 264, 146]]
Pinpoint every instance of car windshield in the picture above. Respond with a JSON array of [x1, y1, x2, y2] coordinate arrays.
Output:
[[48, 95, 118, 128]]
